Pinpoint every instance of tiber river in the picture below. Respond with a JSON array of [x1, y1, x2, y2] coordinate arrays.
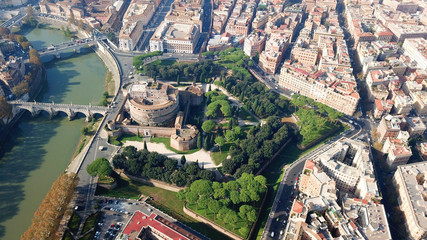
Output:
[[0, 26, 107, 239]]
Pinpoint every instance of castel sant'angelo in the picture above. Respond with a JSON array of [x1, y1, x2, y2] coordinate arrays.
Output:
[[108, 79, 204, 151]]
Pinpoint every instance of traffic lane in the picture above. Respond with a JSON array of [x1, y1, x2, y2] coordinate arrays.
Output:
[[266, 160, 306, 239]]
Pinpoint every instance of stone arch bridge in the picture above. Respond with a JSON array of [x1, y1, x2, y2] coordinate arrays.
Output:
[[9, 101, 109, 122]]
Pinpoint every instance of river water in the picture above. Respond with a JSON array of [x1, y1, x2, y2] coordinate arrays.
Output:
[[0, 27, 107, 239]]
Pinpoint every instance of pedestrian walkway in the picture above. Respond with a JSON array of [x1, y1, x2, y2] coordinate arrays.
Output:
[[123, 141, 219, 169]]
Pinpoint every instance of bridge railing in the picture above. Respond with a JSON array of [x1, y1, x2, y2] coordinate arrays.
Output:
[[9, 101, 108, 110]]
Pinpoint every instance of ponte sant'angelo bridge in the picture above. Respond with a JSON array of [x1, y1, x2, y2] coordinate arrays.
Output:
[[9, 101, 109, 122]]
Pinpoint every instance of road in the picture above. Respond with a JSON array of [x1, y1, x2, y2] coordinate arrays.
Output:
[[136, 0, 175, 51], [1, 11, 26, 29], [262, 121, 363, 239]]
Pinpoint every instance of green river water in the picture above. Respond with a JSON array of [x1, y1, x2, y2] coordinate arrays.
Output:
[[0, 27, 107, 239]]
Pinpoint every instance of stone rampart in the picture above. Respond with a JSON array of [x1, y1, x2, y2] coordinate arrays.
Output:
[[119, 125, 176, 137], [116, 170, 184, 192]]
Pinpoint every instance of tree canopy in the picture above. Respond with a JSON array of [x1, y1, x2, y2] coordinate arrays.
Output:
[[87, 158, 113, 177], [113, 146, 214, 186], [202, 120, 216, 133], [178, 173, 266, 233], [222, 116, 290, 176], [0, 96, 12, 119]]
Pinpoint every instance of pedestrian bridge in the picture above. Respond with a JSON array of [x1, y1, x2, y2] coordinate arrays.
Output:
[[37, 38, 97, 57], [9, 101, 109, 121]]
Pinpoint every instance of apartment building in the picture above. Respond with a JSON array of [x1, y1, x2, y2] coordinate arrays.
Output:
[[373, 99, 393, 119], [279, 63, 359, 115], [150, 21, 200, 53], [404, 117, 427, 136], [388, 23, 427, 43], [341, 197, 392, 240], [377, 115, 402, 142], [410, 90, 427, 116], [243, 32, 265, 57], [165, 0, 203, 26], [119, 0, 156, 51], [318, 138, 378, 200], [224, 0, 257, 36], [290, 41, 319, 66], [402, 38, 427, 70], [299, 160, 337, 199], [382, 137, 412, 168], [393, 94, 413, 115], [212, 0, 235, 34], [393, 162, 427, 240]]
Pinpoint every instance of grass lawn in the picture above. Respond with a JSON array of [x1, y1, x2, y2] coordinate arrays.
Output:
[[146, 59, 176, 67], [211, 142, 235, 165], [150, 137, 200, 154], [238, 107, 258, 122], [82, 212, 101, 234], [80, 231, 94, 240], [96, 177, 232, 239], [299, 123, 342, 147], [104, 70, 116, 97], [108, 136, 121, 146], [68, 212, 81, 234], [99, 175, 115, 184], [108, 134, 144, 146], [62, 230, 73, 240], [252, 129, 344, 240]]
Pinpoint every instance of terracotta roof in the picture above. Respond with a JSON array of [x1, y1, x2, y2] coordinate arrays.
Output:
[[305, 160, 315, 170], [122, 211, 202, 240], [292, 201, 304, 214]]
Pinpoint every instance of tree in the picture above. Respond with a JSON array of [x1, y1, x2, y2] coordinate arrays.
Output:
[[12, 81, 29, 97], [21, 173, 78, 240], [225, 210, 239, 230], [198, 196, 210, 215], [225, 130, 237, 142], [185, 190, 198, 205], [20, 41, 30, 50], [81, 126, 89, 135], [230, 190, 241, 205], [204, 135, 210, 151], [177, 189, 186, 201], [26, 5, 33, 17], [0, 27, 10, 36], [0, 96, 12, 119], [208, 199, 221, 221], [202, 120, 216, 133], [106, 32, 116, 42], [170, 171, 187, 187], [239, 226, 250, 237], [190, 179, 213, 197], [29, 49, 42, 66], [176, 75, 180, 85], [86, 158, 113, 177], [197, 134, 202, 149], [180, 155, 186, 165], [215, 136, 225, 153], [239, 205, 256, 225]]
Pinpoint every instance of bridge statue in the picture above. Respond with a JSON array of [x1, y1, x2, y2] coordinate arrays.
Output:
[[9, 101, 109, 122]]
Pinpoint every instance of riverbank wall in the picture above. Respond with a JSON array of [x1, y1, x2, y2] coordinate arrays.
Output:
[[36, 16, 91, 39], [94, 42, 120, 97]]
